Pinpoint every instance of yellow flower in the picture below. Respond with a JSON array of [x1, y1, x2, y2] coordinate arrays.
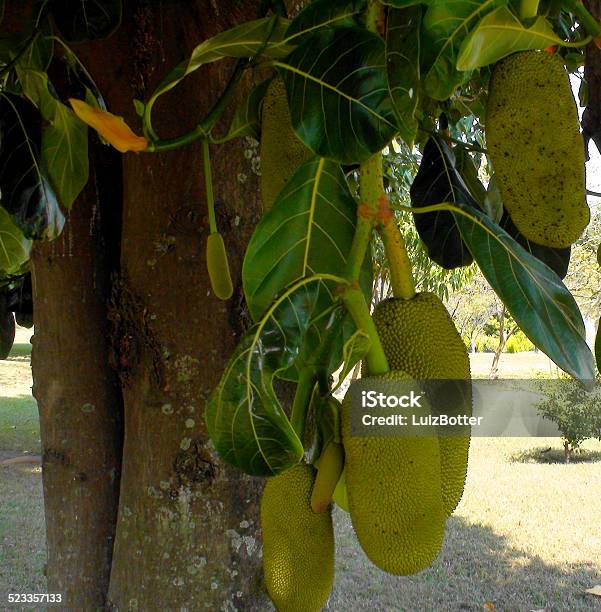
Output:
[[69, 99, 148, 153]]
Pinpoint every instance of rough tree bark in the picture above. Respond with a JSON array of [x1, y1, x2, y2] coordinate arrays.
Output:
[[31, 144, 124, 608], [72, 2, 268, 609]]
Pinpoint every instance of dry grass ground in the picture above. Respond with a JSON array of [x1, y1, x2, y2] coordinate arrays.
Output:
[[1, 343, 600, 610], [329, 437, 601, 611], [469, 351, 559, 379]]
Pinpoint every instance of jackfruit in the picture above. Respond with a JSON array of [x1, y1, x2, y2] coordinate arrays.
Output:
[[206, 232, 233, 300], [486, 51, 588, 248], [260, 78, 312, 210], [261, 463, 334, 611], [342, 371, 446, 575], [332, 469, 349, 513], [373, 294, 471, 515], [311, 441, 344, 514]]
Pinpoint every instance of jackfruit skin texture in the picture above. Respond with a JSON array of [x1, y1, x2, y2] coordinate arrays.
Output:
[[373, 294, 471, 515], [260, 78, 312, 210], [342, 371, 446, 575], [486, 51, 588, 248], [261, 463, 334, 611]]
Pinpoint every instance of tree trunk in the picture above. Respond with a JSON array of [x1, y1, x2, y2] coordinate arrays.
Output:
[[71, 3, 268, 608], [564, 440, 571, 463], [19, 0, 270, 606], [31, 145, 124, 608]]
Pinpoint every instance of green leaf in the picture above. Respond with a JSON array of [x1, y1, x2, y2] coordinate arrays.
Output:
[[0, 207, 32, 276], [284, 0, 366, 45], [457, 6, 570, 70], [16, 69, 89, 209], [0, 93, 64, 240], [205, 279, 325, 476], [18, 30, 53, 72], [450, 204, 594, 383], [331, 329, 371, 393], [386, 6, 422, 146], [500, 212, 571, 280], [276, 26, 397, 164], [150, 17, 291, 103], [50, 0, 122, 42], [243, 157, 369, 381], [421, 0, 507, 100], [218, 78, 271, 142], [243, 157, 358, 320], [410, 136, 479, 269]]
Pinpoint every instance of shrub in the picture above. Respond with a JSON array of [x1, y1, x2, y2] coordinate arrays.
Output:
[[535, 375, 601, 462]]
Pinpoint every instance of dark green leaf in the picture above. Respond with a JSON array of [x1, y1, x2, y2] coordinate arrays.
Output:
[[18, 30, 53, 72], [243, 157, 358, 320], [285, 0, 366, 45], [500, 212, 570, 279], [243, 156, 371, 381], [50, 0, 122, 42], [421, 0, 507, 100], [483, 172, 503, 223], [16, 69, 89, 209], [457, 6, 568, 70], [386, 6, 421, 146], [452, 204, 594, 383], [205, 280, 325, 476], [151, 17, 291, 103], [0, 94, 64, 240], [410, 136, 479, 269], [454, 147, 486, 206], [0, 206, 32, 276], [276, 26, 397, 164]]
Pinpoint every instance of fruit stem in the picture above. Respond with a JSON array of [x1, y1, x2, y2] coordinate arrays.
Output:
[[564, 0, 601, 38], [202, 139, 218, 234], [341, 153, 389, 375], [378, 199, 416, 300], [342, 287, 389, 375], [290, 368, 316, 440]]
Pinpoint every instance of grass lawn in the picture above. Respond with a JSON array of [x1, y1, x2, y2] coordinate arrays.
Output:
[[1, 347, 600, 610], [330, 437, 601, 611]]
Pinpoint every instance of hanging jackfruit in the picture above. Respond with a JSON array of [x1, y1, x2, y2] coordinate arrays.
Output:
[[373, 294, 471, 515], [206, 232, 233, 300], [342, 371, 446, 575], [261, 463, 334, 611], [311, 441, 345, 514], [486, 51, 588, 248], [260, 78, 312, 210]]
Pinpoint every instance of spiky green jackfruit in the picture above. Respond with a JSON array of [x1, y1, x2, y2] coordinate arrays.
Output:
[[206, 232, 233, 300], [342, 371, 446, 575], [260, 78, 312, 210], [486, 51, 588, 248], [261, 463, 334, 611], [373, 294, 471, 515]]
